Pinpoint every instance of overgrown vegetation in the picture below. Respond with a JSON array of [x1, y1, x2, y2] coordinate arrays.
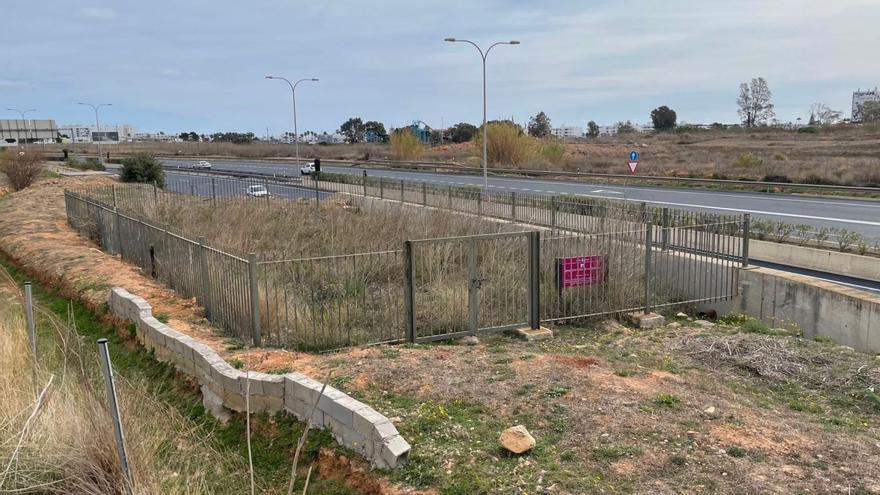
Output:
[[0, 150, 44, 191], [120, 153, 165, 187], [66, 156, 106, 171], [389, 128, 423, 160]]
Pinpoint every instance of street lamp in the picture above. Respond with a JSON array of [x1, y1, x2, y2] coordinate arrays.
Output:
[[78, 102, 112, 163], [7, 108, 37, 144], [265, 75, 318, 165], [444, 37, 520, 191]]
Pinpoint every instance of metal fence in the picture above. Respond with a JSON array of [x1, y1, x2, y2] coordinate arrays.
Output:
[[65, 177, 749, 351]]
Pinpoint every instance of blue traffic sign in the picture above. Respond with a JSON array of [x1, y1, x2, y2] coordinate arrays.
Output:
[[629, 150, 639, 162]]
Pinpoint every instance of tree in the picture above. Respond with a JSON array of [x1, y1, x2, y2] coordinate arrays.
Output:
[[616, 121, 636, 134], [363, 121, 388, 142], [449, 122, 478, 143], [120, 153, 165, 187], [650, 106, 677, 130], [0, 150, 43, 191], [586, 121, 600, 137], [527, 111, 552, 138], [737, 77, 775, 127], [338, 117, 365, 143], [809, 103, 843, 125], [858, 101, 880, 123]]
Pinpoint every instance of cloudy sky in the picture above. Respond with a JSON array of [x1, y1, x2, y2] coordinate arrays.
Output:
[[3, 0, 879, 134]]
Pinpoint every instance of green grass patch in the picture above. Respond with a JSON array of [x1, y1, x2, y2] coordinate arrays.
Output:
[[592, 444, 642, 462]]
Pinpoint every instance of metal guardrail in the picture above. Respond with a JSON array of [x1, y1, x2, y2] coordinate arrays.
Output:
[[57, 152, 880, 195]]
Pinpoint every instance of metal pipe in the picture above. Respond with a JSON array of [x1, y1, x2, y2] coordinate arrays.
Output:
[[97, 338, 133, 494]]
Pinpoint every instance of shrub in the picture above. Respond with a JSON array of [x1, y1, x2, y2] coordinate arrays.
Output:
[[797, 126, 818, 134], [120, 153, 165, 187], [67, 157, 106, 171], [390, 129, 424, 160], [734, 152, 763, 168], [761, 174, 792, 183], [0, 150, 44, 191], [477, 121, 532, 166], [537, 141, 566, 165]]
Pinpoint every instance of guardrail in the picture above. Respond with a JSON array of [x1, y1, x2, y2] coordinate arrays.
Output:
[[56, 152, 880, 195]]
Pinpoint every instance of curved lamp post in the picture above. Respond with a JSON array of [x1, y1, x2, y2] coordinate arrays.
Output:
[[7, 108, 37, 144], [265, 76, 318, 165], [444, 38, 519, 191], [78, 102, 112, 163]]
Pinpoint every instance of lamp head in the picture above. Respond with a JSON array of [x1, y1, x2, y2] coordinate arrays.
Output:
[[444, 37, 456, 42], [509, 40, 520, 45]]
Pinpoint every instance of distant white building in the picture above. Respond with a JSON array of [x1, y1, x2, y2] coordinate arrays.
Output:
[[852, 88, 880, 123], [550, 126, 583, 138], [59, 123, 137, 143], [0, 119, 58, 145]]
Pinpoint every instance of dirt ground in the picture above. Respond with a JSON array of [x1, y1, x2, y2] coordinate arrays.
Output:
[[2, 175, 879, 494]]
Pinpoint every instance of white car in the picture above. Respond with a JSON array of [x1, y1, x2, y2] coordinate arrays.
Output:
[[300, 162, 316, 175], [246, 185, 270, 197], [192, 160, 212, 169]]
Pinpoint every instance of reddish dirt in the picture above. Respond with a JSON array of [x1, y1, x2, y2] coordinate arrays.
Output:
[[553, 354, 600, 368], [317, 449, 436, 495]]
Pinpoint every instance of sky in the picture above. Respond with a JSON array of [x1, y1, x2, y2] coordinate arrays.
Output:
[[3, 0, 880, 134]]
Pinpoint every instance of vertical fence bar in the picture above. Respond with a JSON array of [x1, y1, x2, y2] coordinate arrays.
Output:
[[400, 179, 405, 203], [362, 170, 368, 198], [644, 221, 653, 314], [111, 184, 118, 209], [379, 177, 384, 199], [422, 182, 427, 206], [248, 253, 262, 347], [550, 196, 557, 231], [313, 177, 320, 206], [447, 186, 453, 210], [211, 177, 216, 206], [741, 214, 750, 267], [197, 236, 210, 319], [24, 282, 38, 396], [477, 192, 483, 217], [661, 208, 670, 251], [403, 241, 415, 343], [97, 338, 133, 494], [467, 238, 478, 335], [528, 231, 540, 329], [511, 191, 517, 220]]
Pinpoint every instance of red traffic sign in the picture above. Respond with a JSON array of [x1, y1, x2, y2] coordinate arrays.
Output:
[[628, 150, 639, 174]]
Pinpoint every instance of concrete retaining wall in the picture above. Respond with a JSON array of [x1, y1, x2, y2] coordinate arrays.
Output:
[[750, 239, 880, 282], [107, 287, 410, 469], [738, 267, 880, 354]]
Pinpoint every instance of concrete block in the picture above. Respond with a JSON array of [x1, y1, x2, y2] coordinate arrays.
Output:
[[372, 420, 399, 443], [515, 326, 554, 341], [379, 435, 411, 468], [627, 312, 666, 329], [354, 407, 389, 437], [323, 395, 362, 427], [248, 394, 284, 413]]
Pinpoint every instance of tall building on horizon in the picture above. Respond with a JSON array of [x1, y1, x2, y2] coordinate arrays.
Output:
[[852, 88, 880, 123]]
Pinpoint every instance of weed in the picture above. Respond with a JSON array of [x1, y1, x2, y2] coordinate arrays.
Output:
[[155, 311, 171, 323], [546, 387, 570, 398], [726, 445, 747, 458], [592, 445, 642, 462], [615, 369, 637, 377], [229, 358, 244, 369], [381, 347, 401, 358], [330, 374, 353, 389], [494, 356, 513, 365], [519, 353, 536, 360], [661, 355, 681, 374], [513, 384, 536, 397], [670, 455, 687, 466], [653, 394, 682, 409]]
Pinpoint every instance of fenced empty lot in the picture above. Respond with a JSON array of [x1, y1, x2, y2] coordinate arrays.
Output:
[[65, 172, 748, 351]]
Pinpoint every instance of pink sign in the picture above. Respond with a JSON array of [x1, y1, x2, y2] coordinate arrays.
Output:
[[556, 255, 606, 289]]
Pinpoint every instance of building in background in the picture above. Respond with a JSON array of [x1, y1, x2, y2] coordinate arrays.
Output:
[[852, 88, 880, 123], [550, 126, 584, 138], [0, 119, 58, 146], [58, 123, 137, 143]]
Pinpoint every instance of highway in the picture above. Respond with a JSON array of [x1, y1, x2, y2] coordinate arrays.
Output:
[[161, 158, 880, 241]]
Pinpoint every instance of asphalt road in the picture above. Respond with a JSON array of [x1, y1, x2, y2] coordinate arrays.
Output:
[[161, 158, 880, 241]]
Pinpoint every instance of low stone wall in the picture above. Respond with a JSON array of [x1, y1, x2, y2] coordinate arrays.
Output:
[[750, 239, 880, 283], [108, 287, 410, 469], [738, 267, 880, 354]]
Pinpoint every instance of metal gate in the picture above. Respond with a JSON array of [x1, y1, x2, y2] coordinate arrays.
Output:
[[404, 231, 539, 342]]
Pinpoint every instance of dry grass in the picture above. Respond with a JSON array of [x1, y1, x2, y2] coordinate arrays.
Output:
[[389, 130, 423, 160], [0, 271, 252, 494]]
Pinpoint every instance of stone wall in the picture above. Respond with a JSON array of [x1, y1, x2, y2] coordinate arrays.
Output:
[[108, 287, 410, 469]]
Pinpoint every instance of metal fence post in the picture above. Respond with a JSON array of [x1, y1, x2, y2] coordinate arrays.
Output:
[[152, 182, 158, 203], [247, 253, 262, 347], [112, 184, 118, 210], [741, 214, 751, 267], [379, 177, 384, 199], [403, 241, 415, 343], [211, 177, 216, 206], [362, 170, 368, 198], [97, 338, 133, 494], [467, 238, 478, 335], [644, 221, 653, 314], [661, 208, 670, 251], [422, 182, 427, 207], [190, 183, 195, 197], [510, 191, 517, 220], [24, 282, 38, 397], [400, 179, 404, 203], [313, 177, 319, 206], [114, 207, 123, 257], [477, 192, 483, 217], [550, 196, 557, 231], [447, 186, 453, 210], [197, 236, 210, 319], [527, 231, 540, 329]]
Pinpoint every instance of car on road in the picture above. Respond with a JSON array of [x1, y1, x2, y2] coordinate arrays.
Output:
[[300, 162, 316, 175], [191, 160, 212, 170], [246, 185, 270, 197]]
